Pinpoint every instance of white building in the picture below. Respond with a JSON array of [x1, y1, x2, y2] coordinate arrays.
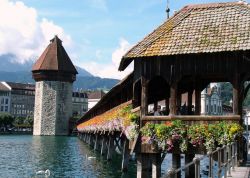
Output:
[[0, 81, 35, 118], [0, 83, 11, 113], [87, 90, 105, 110], [201, 83, 222, 115], [72, 92, 88, 116]]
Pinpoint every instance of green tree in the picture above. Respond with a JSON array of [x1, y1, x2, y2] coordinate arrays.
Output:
[[221, 82, 233, 105], [24, 116, 33, 126], [13, 116, 26, 126], [0, 113, 14, 130]]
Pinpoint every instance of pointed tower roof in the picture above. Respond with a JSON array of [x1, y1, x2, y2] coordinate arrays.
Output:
[[32, 35, 78, 74], [32, 36, 78, 82]]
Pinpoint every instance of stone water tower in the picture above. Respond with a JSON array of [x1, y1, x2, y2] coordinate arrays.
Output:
[[32, 36, 78, 135]]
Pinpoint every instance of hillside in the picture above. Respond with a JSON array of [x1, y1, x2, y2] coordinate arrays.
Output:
[[0, 71, 119, 90]]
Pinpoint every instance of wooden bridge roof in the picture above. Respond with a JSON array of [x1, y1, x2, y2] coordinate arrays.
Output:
[[119, 1, 250, 71], [77, 72, 133, 125]]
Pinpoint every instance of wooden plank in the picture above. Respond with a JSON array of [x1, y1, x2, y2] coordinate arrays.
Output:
[[142, 115, 240, 121], [131, 106, 141, 113]]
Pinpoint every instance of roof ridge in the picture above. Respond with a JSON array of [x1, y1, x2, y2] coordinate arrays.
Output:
[[185, 1, 248, 9]]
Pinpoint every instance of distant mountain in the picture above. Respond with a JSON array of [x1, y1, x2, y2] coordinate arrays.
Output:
[[75, 66, 92, 77], [0, 54, 93, 77], [0, 54, 118, 90]]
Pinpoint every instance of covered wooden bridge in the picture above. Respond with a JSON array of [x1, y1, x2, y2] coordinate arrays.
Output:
[[77, 2, 250, 178]]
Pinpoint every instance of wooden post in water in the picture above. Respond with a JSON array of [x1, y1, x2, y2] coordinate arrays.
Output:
[[107, 135, 115, 160], [152, 153, 161, 178], [121, 138, 130, 172], [170, 82, 181, 178], [185, 153, 195, 178], [232, 74, 244, 164], [101, 135, 108, 155], [137, 153, 150, 178], [94, 134, 99, 150]]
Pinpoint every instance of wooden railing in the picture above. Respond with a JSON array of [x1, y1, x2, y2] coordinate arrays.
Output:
[[162, 140, 238, 178], [142, 115, 240, 125], [142, 115, 240, 121]]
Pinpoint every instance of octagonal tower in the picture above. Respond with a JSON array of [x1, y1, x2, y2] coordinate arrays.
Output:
[[32, 36, 78, 135]]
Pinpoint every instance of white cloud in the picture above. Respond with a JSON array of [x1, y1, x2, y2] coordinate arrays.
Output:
[[0, 0, 72, 63], [78, 38, 133, 79]]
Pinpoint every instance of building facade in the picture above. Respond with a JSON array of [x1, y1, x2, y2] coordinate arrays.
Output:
[[87, 90, 105, 110], [32, 36, 78, 136], [201, 83, 222, 115], [0, 82, 35, 118], [72, 91, 88, 116]]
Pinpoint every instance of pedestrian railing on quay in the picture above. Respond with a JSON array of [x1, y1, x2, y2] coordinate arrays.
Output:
[[162, 141, 238, 178]]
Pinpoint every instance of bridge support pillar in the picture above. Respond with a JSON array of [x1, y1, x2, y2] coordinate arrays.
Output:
[[137, 153, 150, 178], [185, 153, 195, 178], [152, 153, 161, 178], [172, 153, 181, 178], [101, 135, 108, 155], [107, 135, 115, 160], [121, 138, 130, 172]]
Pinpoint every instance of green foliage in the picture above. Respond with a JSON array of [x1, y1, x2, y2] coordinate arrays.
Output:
[[0, 113, 14, 127], [221, 82, 232, 105], [139, 120, 243, 152], [13, 117, 26, 126], [24, 117, 33, 126]]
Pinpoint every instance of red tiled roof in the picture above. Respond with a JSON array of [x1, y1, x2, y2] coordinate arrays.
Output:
[[5, 82, 35, 91], [119, 1, 250, 70], [32, 35, 78, 74], [88, 90, 105, 99], [0, 83, 10, 91]]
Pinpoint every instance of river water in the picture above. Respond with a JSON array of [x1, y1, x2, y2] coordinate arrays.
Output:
[[0, 135, 136, 178], [0, 135, 213, 178]]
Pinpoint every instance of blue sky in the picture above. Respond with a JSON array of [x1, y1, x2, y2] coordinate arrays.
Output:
[[2, 0, 239, 79]]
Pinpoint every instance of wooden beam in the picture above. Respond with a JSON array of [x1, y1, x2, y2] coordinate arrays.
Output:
[[195, 87, 201, 115], [170, 83, 177, 115], [140, 77, 148, 126], [187, 90, 193, 115], [142, 115, 240, 121], [165, 98, 169, 114]]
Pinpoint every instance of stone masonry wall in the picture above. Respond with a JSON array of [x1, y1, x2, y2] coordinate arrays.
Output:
[[33, 81, 72, 135]]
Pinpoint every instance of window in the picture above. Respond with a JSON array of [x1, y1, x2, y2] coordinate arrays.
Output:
[[5, 106, 8, 112], [62, 83, 65, 90], [1, 98, 4, 104], [214, 104, 216, 113], [0, 106, 3, 111], [5, 99, 8, 105]]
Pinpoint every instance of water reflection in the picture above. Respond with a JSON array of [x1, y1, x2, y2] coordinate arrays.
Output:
[[0, 135, 136, 178]]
